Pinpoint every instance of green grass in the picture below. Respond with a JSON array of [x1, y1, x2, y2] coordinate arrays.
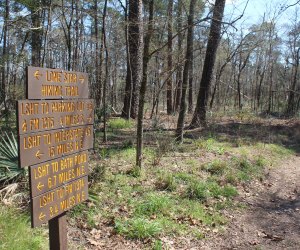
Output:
[[81, 117, 298, 244], [155, 172, 177, 191], [115, 217, 162, 239], [195, 138, 227, 155], [186, 180, 238, 201], [135, 193, 172, 216], [202, 160, 228, 175], [108, 118, 133, 130], [0, 206, 46, 250]]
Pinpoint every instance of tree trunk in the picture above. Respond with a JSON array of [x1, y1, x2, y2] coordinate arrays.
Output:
[[102, 0, 108, 142], [286, 47, 300, 115], [1, 0, 9, 111], [128, 0, 143, 119], [121, 0, 132, 119], [174, 0, 183, 112], [188, 44, 194, 113], [189, 0, 226, 128], [31, 2, 43, 67], [166, 0, 173, 114], [136, 0, 153, 168], [94, 0, 101, 108], [175, 0, 196, 142]]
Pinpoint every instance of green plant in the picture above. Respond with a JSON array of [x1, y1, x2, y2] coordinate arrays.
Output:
[[186, 180, 238, 201], [186, 181, 210, 201], [0, 206, 46, 250], [115, 217, 162, 239], [222, 185, 238, 197], [175, 172, 195, 183], [108, 118, 133, 130], [195, 138, 225, 155], [127, 166, 141, 178], [0, 133, 24, 183], [155, 172, 177, 191], [89, 164, 106, 185], [152, 240, 163, 250], [135, 194, 172, 216], [202, 160, 228, 175]]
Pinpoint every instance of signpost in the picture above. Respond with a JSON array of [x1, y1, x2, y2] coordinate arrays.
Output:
[[17, 66, 94, 249]]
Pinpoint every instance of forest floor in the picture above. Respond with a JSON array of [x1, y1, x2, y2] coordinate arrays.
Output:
[[1, 112, 299, 250], [66, 114, 300, 250]]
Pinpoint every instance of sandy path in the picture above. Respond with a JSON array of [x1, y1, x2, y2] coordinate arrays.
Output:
[[202, 155, 300, 250]]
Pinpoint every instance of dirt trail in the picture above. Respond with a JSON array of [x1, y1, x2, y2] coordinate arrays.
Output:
[[203, 155, 300, 250]]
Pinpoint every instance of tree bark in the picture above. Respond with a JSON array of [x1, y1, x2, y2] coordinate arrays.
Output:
[[286, 47, 300, 115], [188, 42, 194, 113], [166, 0, 173, 114], [136, 0, 153, 168], [31, 1, 43, 67], [121, 0, 132, 119], [1, 0, 9, 111], [128, 0, 143, 119], [174, 0, 183, 112], [175, 0, 196, 142], [189, 0, 226, 128]]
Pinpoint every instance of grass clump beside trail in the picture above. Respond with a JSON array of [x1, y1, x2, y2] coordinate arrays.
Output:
[[115, 218, 162, 239], [0, 206, 46, 250], [186, 180, 238, 201], [108, 118, 133, 130]]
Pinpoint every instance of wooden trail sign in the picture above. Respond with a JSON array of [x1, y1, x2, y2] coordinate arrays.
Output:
[[29, 151, 89, 198], [18, 66, 94, 249], [18, 99, 94, 134], [31, 176, 88, 227], [19, 125, 93, 167], [27, 66, 89, 99]]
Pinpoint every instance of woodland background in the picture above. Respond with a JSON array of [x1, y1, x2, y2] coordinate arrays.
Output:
[[1, 1, 300, 249]]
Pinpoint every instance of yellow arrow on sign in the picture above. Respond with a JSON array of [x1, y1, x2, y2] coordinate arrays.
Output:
[[37, 182, 44, 191], [35, 150, 44, 159], [87, 115, 92, 123], [34, 70, 42, 80], [22, 120, 27, 132], [79, 75, 85, 84], [39, 212, 46, 221]]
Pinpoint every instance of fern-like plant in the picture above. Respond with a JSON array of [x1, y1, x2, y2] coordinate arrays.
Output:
[[0, 132, 24, 183]]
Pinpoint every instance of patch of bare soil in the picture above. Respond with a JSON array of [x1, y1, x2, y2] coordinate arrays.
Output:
[[202, 155, 300, 250]]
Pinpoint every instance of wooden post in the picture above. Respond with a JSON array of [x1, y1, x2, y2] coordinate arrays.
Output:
[[49, 213, 67, 250]]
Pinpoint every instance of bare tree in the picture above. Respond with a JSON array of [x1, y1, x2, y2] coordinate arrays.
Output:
[[166, 0, 173, 114], [189, 0, 226, 128], [121, 0, 143, 119], [136, 0, 154, 168], [176, 0, 196, 142]]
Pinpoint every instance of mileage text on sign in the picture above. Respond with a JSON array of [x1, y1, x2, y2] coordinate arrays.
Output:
[[31, 176, 88, 227], [29, 151, 89, 197], [19, 125, 93, 167], [18, 99, 94, 134]]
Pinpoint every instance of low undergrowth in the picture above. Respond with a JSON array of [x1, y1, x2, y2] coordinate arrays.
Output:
[[79, 120, 296, 248], [0, 206, 46, 250]]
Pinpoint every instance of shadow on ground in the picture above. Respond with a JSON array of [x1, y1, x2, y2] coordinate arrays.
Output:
[[185, 120, 300, 153]]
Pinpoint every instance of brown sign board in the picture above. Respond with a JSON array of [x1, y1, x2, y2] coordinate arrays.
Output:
[[31, 176, 88, 227], [17, 99, 94, 134], [19, 125, 93, 167], [29, 151, 89, 198], [27, 66, 89, 99]]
